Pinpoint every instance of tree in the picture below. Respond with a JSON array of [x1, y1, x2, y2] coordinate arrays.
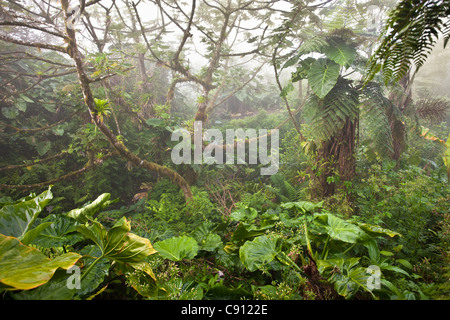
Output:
[[0, 0, 193, 201], [365, 0, 450, 85], [284, 27, 405, 200]]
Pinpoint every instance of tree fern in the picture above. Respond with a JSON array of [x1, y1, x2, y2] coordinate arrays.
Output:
[[413, 94, 450, 124], [303, 77, 359, 142], [365, 0, 450, 84], [270, 174, 301, 203], [359, 82, 398, 157]]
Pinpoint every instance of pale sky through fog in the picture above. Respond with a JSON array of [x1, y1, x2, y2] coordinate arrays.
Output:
[[65, 0, 448, 98]]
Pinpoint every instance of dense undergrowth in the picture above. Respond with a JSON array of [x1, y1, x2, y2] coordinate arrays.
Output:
[[0, 0, 449, 302], [1, 152, 448, 300]]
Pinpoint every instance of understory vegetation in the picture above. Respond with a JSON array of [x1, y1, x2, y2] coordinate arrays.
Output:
[[0, 0, 449, 300]]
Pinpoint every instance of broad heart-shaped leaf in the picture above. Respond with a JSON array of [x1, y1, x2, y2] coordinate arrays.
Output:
[[313, 213, 370, 244], [32, 214, 83, 248], [281, 200, 323, 213], [76, 245, 109, 297], [307, 58, 340, 99], [0, 234, 81, 290], [317, 257, 371, 299], [0, 187, 53, 240], [323, 40, 357, 68], [116, 261, 159, 298], [200, 233, 222, 252], [355, 222, 401, 238], [230, 207, 258, 222], [36, 141, 51, 156], [10, 276, 76, 300], [153, 236, 199, 261], [231, 222, 272, 243], [76, 217, 156, 264], [291, 57, 316, 82], [1, 106, 19, 119], [239, 235, 280, 272], [66, 193, 111, 223]]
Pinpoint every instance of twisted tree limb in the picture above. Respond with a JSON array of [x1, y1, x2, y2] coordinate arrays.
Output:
[[0, 151, 68, 172], [60, 0, 192, 201]]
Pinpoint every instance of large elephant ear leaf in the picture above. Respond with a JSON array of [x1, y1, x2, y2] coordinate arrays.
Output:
[[153, 236, 199, 261], [66, 193, 112, 223], [0, 234, 81, 291], [323, 40, 357, 68], [307, 58, 340, 99], [77, 217, 156, 264], [103, 217, 157, 263], [0, 187, 53, 240], [314, 213, 370, 244], [239, 235, 280, 272], [355, 222, 401, 238]]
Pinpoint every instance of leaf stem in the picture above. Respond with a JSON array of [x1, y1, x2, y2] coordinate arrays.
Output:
[[80, 256, 103, 282]]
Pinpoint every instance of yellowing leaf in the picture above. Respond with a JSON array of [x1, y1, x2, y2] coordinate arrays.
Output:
[[0, 234, 81, 290]]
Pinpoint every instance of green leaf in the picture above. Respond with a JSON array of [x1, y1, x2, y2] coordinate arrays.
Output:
[[314, 213, 370, 244], [77, 217, 157, 264], [239, 235, 280, 272], [15, 100, 27, 112], [76, 246, 109, 297], [282, 53, 301, 69], [20, 222, 52, 245], [230, 207, 258, 222], [281, 201, 323, 213], [10, 276, 76, 300], [1, 107, 19, 119], [317, 258, 370, 298], [32, 214, 82, 248], [66, 193, 111, 223], [201, 233, 222, 252], [280, 81, 294, 98], [355, 222, 402, 238], [120, 261, 158, 297], [396, 259, 413, 270], [231, 222, 272, 242], [291, 57, 316, 82], [307, 58, 340, 98], [0, 187, 53, 239], [36, 141, 51, 156], [364, 238, 380, 262], [153, 235, 198, 261], [52, 127, 65, 136], [19, 94, 34, 103], [0, 234, 81, 290], [323, 41, 357, 67], [145, 118, 165, 127], [382, 265, 410, 277]]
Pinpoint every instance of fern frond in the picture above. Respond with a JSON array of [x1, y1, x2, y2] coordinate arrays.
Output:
[[414, 94, 450, 124], [365, 0, 450, 84], [270, 174, 301, 202], [359, 82, 396, 156], [297, 34, 329, 56], [304, 77, 359, 142]]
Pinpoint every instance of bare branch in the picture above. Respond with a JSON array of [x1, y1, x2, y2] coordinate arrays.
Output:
[[0, 152, 68, 172], [0, 34, 67, 54], [0, 20, 66, 39]]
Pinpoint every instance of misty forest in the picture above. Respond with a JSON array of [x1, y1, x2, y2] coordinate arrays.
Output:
[[0, 0, 449, 301]]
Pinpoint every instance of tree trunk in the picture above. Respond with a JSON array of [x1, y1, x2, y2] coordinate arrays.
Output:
[[61, 0, 192, 202], [312, 117, 357, 199]]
